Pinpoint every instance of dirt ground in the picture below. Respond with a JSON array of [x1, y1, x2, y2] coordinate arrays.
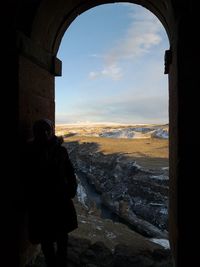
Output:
[[64, 135, 169, 169]]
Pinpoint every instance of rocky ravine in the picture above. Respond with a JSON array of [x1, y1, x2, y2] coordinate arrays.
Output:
[[64, 140, 169, 239]]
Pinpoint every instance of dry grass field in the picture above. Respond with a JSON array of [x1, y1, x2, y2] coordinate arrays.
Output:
[[64, 135, 169, 170]]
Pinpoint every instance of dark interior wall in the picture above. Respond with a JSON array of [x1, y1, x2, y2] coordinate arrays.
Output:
[[168, 44, 178, 267], [19, 55, 55, 140], [17, 36, 57, 267], [175, 4, 199, 265], [2, 2, 20, 266]]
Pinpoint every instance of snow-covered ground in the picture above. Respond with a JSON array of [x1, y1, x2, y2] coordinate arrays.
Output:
[[150, 174, 169, 180], [99, 127, 168, 139], [56, 124, 168, 139], [77, 183, 88, 208], [149, 238, 170, 249]]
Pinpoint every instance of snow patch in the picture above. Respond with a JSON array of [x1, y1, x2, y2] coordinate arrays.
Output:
[[105, 231, 117, 239], [162, 167, 169, 170], [150, 175, 169, 180], [149, 238, 170, 249], [152, 129, 168, 139], [77, 183, 88, 208]]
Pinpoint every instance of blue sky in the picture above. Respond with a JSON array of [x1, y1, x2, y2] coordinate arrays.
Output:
[[55, 3, 169, 125]]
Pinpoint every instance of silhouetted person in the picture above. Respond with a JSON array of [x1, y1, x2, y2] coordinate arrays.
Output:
[[25, 119, 78, 267]]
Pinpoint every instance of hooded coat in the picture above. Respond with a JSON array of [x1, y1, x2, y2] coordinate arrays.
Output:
[[25, 135, 78, 244]]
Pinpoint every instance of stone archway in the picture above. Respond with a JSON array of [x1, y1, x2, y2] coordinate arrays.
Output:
[[17, 1, 179, 266], [30, 0, 175, 54]]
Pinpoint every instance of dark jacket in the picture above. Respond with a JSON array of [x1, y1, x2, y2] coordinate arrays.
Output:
[[25, 135, 78, 244]]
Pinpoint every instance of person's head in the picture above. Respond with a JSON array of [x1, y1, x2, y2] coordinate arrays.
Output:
[[32, 119, 54, 144]]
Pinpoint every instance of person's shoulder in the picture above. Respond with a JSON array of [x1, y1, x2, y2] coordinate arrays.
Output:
[[57, 135, 64, 145], [54, 136, 69, 154]]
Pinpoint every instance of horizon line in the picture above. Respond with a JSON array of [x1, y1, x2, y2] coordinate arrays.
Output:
[[55, 121, 169, 126]]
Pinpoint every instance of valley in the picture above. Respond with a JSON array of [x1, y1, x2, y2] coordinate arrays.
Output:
[[56, 123, 169, 241]]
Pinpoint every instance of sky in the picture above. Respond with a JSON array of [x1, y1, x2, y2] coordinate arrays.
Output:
[[55, 3, 169, 125]]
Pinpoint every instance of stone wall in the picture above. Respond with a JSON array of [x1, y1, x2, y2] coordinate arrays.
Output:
[[19, 55, 55, 140]]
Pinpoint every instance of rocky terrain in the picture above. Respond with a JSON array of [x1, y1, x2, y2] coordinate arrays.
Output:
[[65, 139, 169, 239], [27, 235, 172, 267], [26, 199, 172, 267]]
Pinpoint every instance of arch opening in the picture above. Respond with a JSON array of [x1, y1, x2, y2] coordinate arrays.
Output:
[[50, 1, 172, 56], [56, 2, 172, 266], [17, 0, 180, 266]]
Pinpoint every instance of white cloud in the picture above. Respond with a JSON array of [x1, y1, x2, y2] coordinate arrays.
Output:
[[88, 5, 164, 81], [106, 7, 162, 64], [89, 71, 99, 79], [89, 64, 123, 80]]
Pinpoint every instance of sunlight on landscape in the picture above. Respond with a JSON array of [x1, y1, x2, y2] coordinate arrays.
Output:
[[56, 124, 168, 169]]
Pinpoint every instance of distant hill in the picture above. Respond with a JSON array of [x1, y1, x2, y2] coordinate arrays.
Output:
[[55, 123, 168, 139]]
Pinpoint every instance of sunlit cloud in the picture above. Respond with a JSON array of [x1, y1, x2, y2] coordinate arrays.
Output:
[[105, 7, 162, 64], [88, 5, 163, 80]]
